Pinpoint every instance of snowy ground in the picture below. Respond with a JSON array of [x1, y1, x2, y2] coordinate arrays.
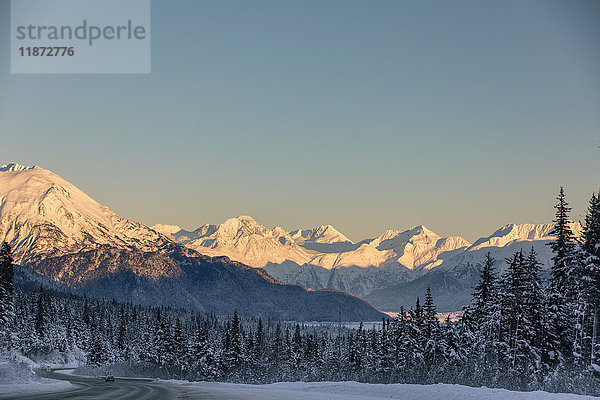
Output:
[[168, 380, 599, 400], [1, 367, 598, 399], [0, 359, 72, 398], [0, 380, 72, 398]]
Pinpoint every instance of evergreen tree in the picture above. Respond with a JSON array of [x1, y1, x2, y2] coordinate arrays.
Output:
[[548, 187, 578, 294], [255, 318, 265, 361], [191, 325, 218, 380], [117, 309, 127, 361], [423, 287, 437, 331], [35, 289, 47, 338], [524, 248, 546, 380], [422, 287, 445, 380], [546, 187, 579, 367], [470, 252, 499, 328], [501, 251, 536, 388], [224, 311, 243, 373], [581, 191, 600, 367], [0, 242, 14, 345], [272, 322, 282, 365], [413, 297, 424, 326], [292, 323, 302, 367]]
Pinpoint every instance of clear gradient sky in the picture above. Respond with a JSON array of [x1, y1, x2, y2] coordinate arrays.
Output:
[[0, 0, 599, 242]]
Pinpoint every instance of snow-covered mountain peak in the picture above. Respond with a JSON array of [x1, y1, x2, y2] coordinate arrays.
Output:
[[272, 226, 290, 237], [468, 222, 582, 251], [0, 162, 38, 172], [300, 224, 471, 272], [373, 225, 442, 249], [221, 215, 259, 229], [217, 216, 269, 238], [410, 225, 436, 236], [158, 216, 311, 268], [290, 224, 352, 244], [151, 224, 183, 236], [0, 165, 168, 265]]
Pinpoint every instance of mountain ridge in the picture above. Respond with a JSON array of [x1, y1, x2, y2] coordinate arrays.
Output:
[[0, 163, 386, 321], [3, 161, 583, 314]]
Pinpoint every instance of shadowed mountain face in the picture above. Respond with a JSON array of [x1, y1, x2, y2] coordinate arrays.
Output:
[[22, 245, 386, 321], [365, 264, 482, 313], [365, 238, 557, 312]]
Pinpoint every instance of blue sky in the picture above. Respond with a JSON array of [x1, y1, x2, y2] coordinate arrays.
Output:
[[0, 0, 599, 242]]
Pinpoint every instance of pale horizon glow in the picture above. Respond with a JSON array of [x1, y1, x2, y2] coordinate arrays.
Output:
[[0, 0, 599, 243]]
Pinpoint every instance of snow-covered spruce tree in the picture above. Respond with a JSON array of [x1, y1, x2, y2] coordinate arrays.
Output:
[[0, 242, 14, 347], [223, 311, 244, 378], [422, 287, 447, 382], [524, 247, 548, 368], [546, 187, 579, 367], [292, 323, 303, 370], [463, 252, 502, 386], [500, 250, 542, 389], [580, 191, 600, 369], [170, 318, 187, 378], [441, 314, 468, 383], [423, 287, 437, 338], [469, 252, 500, 328], [404, 299, 426, 382], [548, 187, 579, 295], [190, 325, 219, 380], [391, 309, 410, 380], [524, 248, 546, 380], [376, 319, 395, 382]]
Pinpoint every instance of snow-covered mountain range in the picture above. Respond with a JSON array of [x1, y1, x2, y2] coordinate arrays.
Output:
[[152, 216, 311, 268], [0, 163, 385, 321], [154, 216, 582, 312], [152, 221, 471, 271], [2, 162, 581, 314]]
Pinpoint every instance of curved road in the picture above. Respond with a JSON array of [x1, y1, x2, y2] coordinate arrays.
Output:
[[2, 370, 245, 400]]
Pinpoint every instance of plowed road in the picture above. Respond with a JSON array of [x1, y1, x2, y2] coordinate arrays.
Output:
[[1, 370, 242, 400]]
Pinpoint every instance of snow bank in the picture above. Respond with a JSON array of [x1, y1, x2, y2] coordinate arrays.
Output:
[[0, 380, 71, 398], [0, 360, 34, 384], [170, 380, 599, 400], [0, 358, 71, 398]]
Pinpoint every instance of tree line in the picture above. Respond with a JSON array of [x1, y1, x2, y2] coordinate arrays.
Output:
[[0, 187, 599, 395]]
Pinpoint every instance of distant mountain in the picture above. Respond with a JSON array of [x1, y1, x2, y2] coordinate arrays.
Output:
[[365, 223, 582, 312], [149, 213, 583, 312], [156, 219, 472, 300], [307, 225, 470, 271], [1, 163, 386, 321], [290, 225, 351, 244], [153, 216, 311, 268], [289, 225, 357, 253], [262, 225, 470, 299], [250, 220, 578, 312], [158, 219, 470, 271], [468, 223, 582, 251]]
